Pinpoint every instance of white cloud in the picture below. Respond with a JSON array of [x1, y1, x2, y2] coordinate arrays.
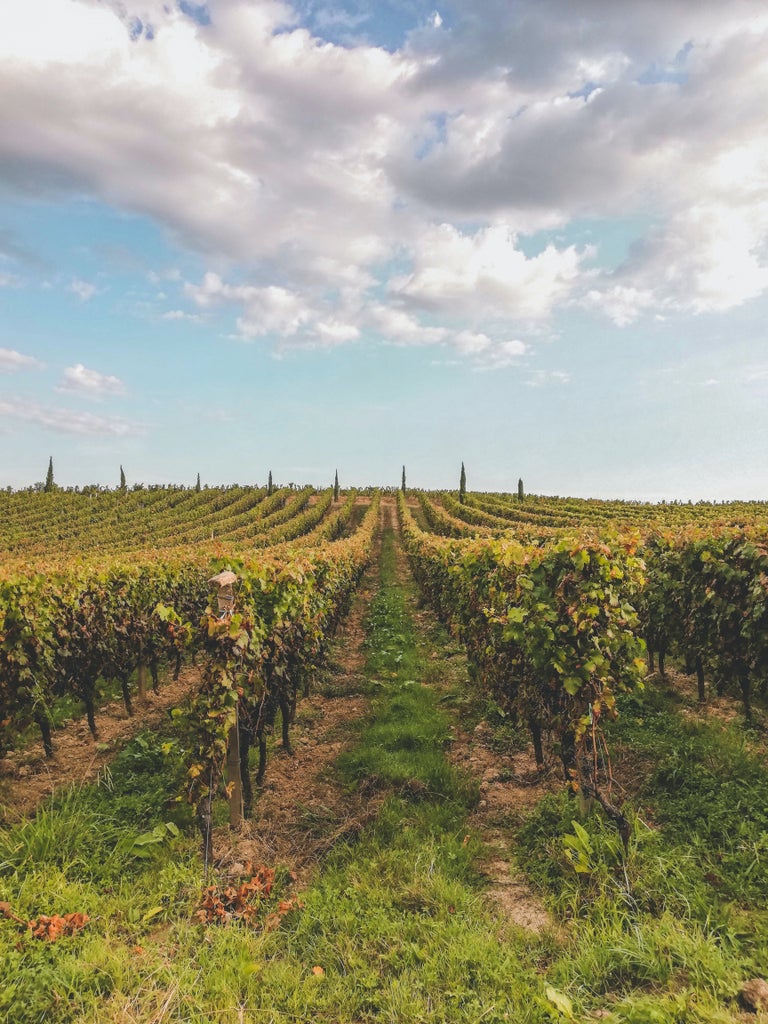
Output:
[[0, 347, 45, 372], [482, 339, 527, 366], [453, 330, 492, 356], [313, 320, 360, 345], [389, 223, 586, 322], [0, 272, 21, 288], [526, 370, 570, 387], [236, 288, 312, 338], [185, 271, 362, 346], [186, 273, 316, 338], [0, 397, 136, 435], [161, 309, 201, 322], [69, 279, 98, 301], [467, 337, 527, 371], [56, 363, 125, 397], [585, 203, 768, 324], [366, 304, 448, 346], [581, 285, 656, 327]]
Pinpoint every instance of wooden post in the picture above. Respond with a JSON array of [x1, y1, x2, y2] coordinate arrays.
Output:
[[226, 720, 243, 827], [137, 661, 148, 700]]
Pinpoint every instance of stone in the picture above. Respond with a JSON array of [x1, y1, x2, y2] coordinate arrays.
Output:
[[740, 979, 768, 1012]]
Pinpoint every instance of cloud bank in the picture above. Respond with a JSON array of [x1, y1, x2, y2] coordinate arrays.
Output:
[[56, 363, 126, 398], [0, 347, 45, 372], [1, 0, 767, 359], [0, 397, 136, 436]]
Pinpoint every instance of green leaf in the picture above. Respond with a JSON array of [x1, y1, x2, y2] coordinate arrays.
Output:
[[571, 819, 593, 855], [544, 985, 574, 1018], [141, 906, 165, 924]]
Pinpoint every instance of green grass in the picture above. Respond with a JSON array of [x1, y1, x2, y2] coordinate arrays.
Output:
[[612, 685, 768, 903], [511, 680, 768, 1022], [0, 730, 201, 1024]]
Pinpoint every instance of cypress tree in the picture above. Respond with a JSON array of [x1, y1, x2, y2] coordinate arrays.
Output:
[[119, 465, 126, 491], [195, 472, 201, 492], [459, 462, 466, 504], [401, 465, 406, 495], [518, 477, 524, 502], [44, 456, 54, 492], [333, 469, 339, 502], [268, 471, 273, 496]]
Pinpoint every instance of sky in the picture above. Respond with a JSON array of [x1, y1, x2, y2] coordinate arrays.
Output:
[[1, 0, 768, 500]]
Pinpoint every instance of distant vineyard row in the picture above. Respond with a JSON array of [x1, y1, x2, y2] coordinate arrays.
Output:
[[3, 484, 768, 852], [0, 484, 376, 856], [400, 491, 768, 840]]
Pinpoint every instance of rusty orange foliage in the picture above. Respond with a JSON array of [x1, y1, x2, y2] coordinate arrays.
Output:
[[194, 864, 303, 929]]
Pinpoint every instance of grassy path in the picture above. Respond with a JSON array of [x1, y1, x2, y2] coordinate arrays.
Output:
[[212, 517, 555, 1023]]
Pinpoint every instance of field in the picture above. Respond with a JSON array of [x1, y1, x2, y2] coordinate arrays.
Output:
[[1, 485, 768, 1023]]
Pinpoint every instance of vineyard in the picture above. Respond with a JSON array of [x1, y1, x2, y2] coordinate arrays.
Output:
[[1, 484, 768, 1023]]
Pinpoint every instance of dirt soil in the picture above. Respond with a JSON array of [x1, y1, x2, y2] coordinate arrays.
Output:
[[214, 692, 381, 885], [448, 722, 560, 933], [662, 666, 744, 726], [0, 666, 203, 822]]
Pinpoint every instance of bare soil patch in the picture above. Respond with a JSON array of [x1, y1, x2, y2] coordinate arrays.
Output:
[[448, 722, 560, 933], [215, 693, 382, 885], [662, 666, 747, 727], [0, 667, 203, 822]]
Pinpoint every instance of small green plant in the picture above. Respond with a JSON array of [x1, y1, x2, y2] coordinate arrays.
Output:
[[561, 818, 624, 880], [118, 821, 181, 860], [562, 819, 595, 875]]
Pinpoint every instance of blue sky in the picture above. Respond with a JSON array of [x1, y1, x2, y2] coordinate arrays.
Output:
[[2, 0, 768, 499]]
